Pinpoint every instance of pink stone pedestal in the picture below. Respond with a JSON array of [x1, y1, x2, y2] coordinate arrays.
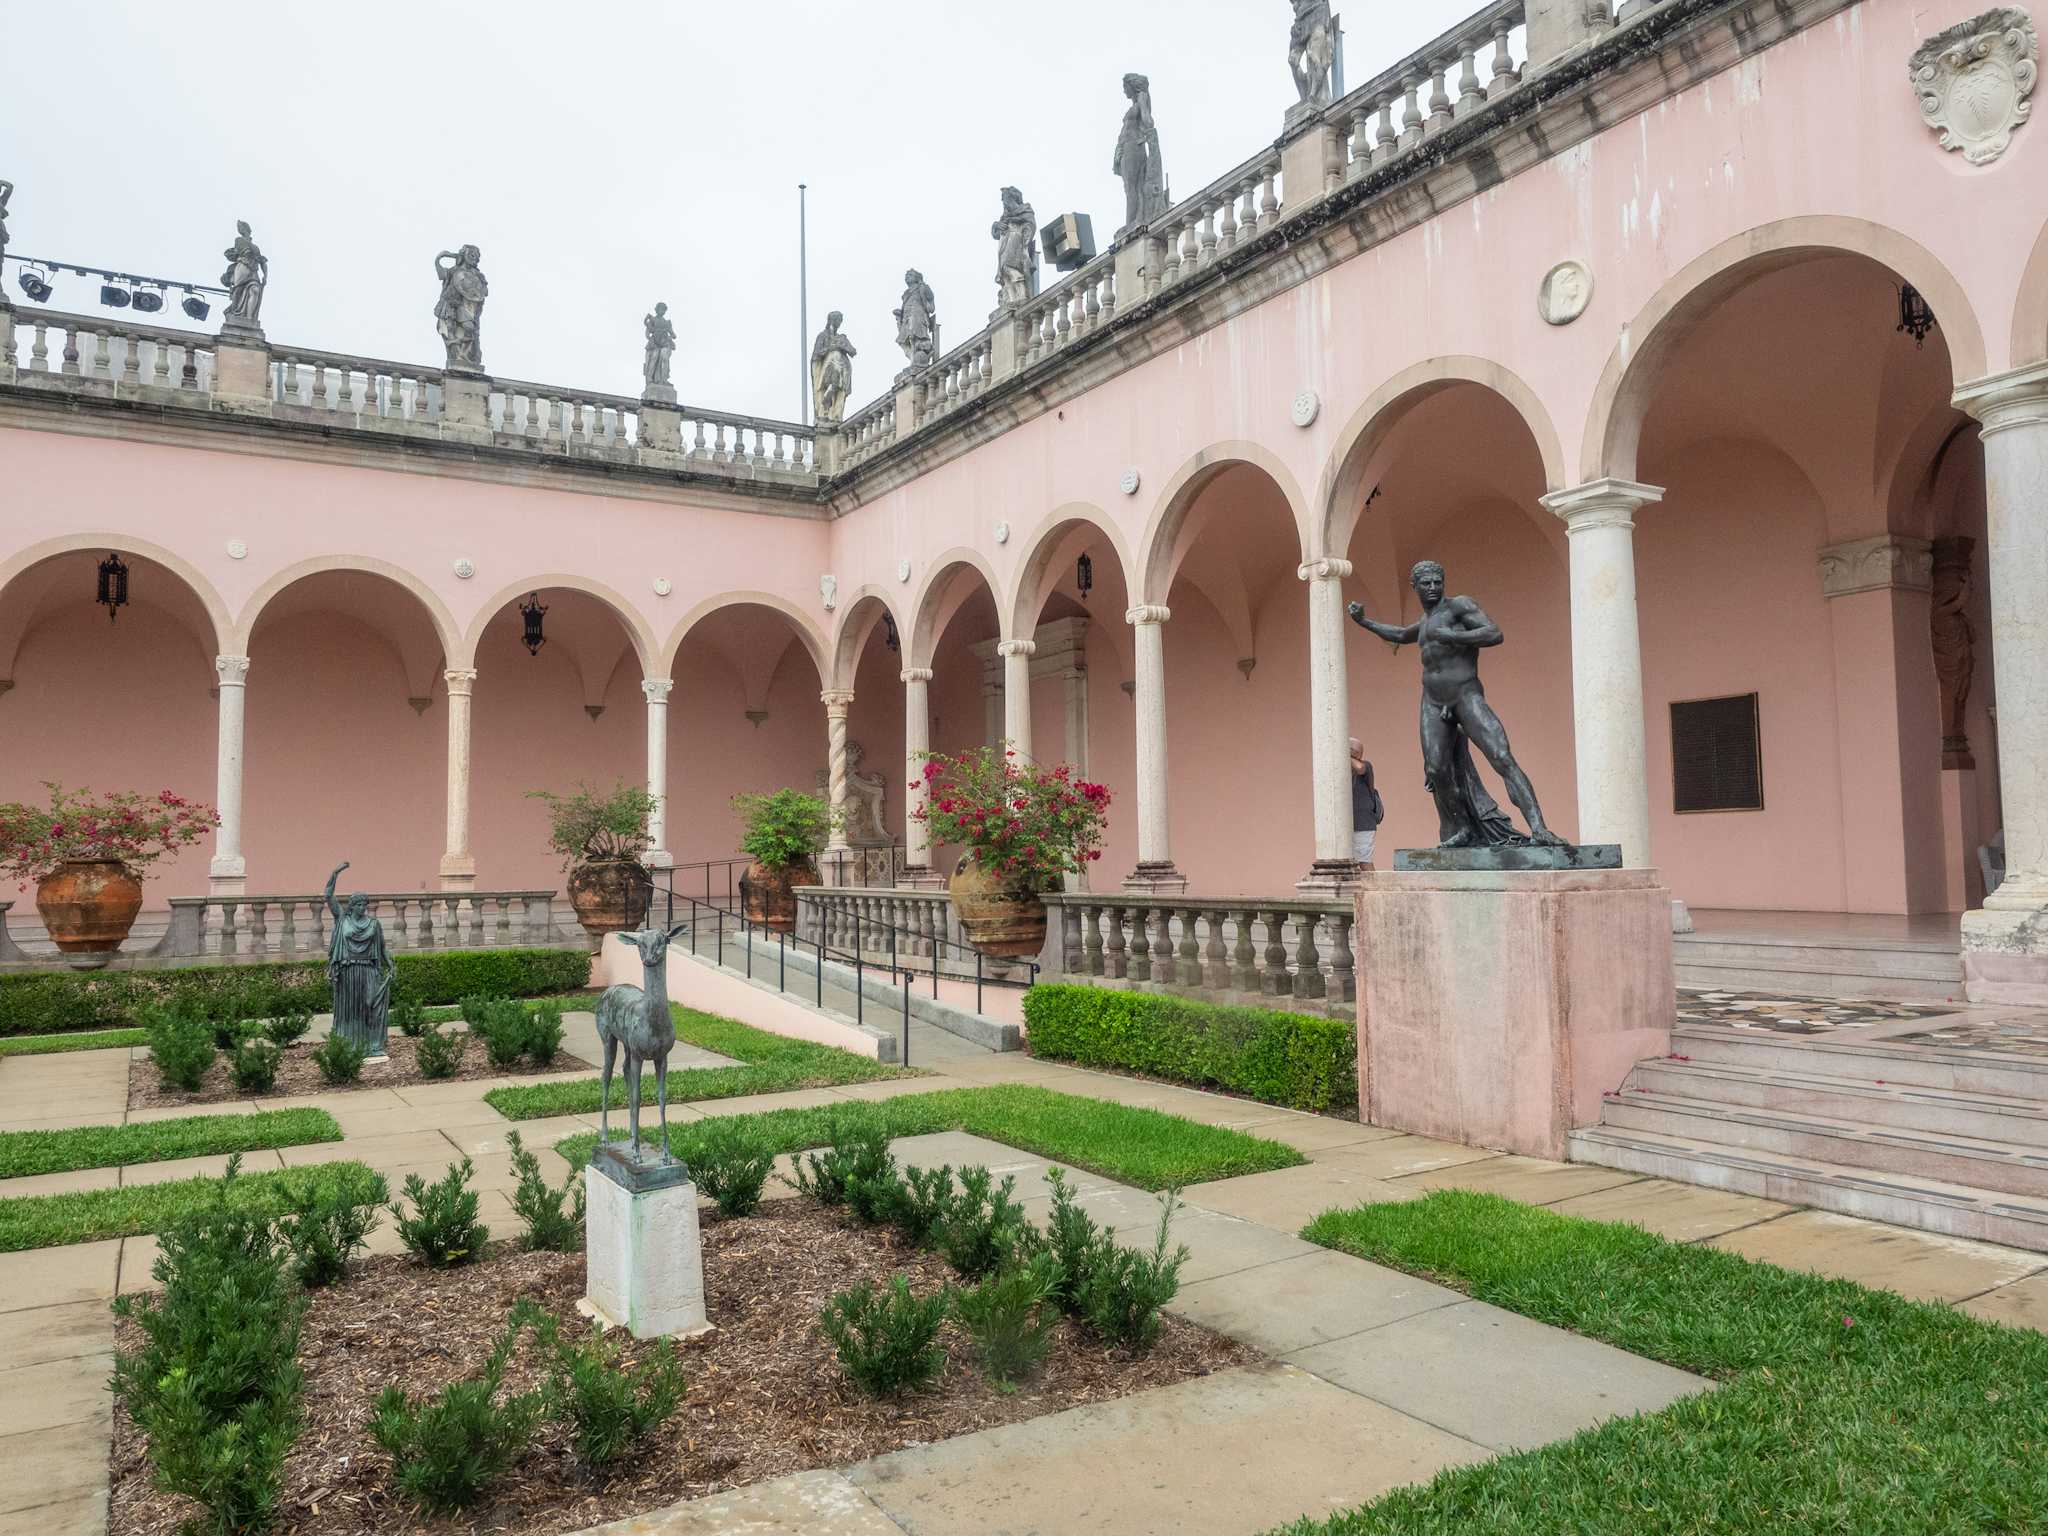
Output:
[[1354, 868, 1675, 1161]]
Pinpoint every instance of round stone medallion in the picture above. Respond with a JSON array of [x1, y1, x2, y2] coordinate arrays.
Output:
[[1538, 260, 1594, 325], [994, 521, 1010, 545], [452, 558, 476, 580], [1291, 390, 1321, 428], [1119, 468, 1142, 496], [653, 577, 673, 598], [896, 559, 912, 583], [225, 539, 248, 560]]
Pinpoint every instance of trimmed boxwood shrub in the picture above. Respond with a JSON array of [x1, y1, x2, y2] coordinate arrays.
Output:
[[0, 948, 590, 1036], [1022, 984, 1356, 1113]]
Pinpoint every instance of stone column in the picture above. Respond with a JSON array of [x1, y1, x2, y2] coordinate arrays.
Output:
[[821, 689, 856, 879], [1540, 479, 1664, 866], [440, 668, 479, 889], [1124, 605, 1187, 892], [1956, 364, 2048, 999], [642, 678, 674, 870], [1297, 557, 1359, 892], [1816, 535, 1942, 914], [208, 655, 251, 895], [901, 667, 942, 886], [998, 639, 1036, 760]]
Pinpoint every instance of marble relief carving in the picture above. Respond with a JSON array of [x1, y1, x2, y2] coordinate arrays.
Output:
[[1910, 7, 2037, 165]]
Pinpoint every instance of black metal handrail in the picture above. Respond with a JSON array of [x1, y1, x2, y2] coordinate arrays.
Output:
[[793, 891, 1038, 1019], [650, 846, 905, 930]]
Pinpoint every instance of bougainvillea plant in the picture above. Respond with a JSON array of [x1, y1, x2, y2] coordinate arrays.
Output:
[[0, 782, 219, 887], [914, 746, 1111, 892]]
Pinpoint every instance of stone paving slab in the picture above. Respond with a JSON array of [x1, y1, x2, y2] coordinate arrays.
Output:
[[1315, 1134, 1506, 1180], [117, 1234, 161, 1294], [0, 1356, 112, 1436], [1707, 1208, 2048, 1303], [277, 1129, 456, 1169], [1962, 1269, 2048, 1330], [688, 1087, 865, 1118], [1167, 1249, 1463, 1355], [0, 1489, 106, 1536], [1286, 1298, 1710, 1453], [883, 1132, 1122, 1195], [1546, 1177, 1794, 1241], [326, 1100, 508, 1138], [1170, 1211, 1329, 1286], [0, 1240, 120, 1312], [0, 1168, 119, 1200], [1233, 1113, 1406, 1154], [121, 1149, 285, 1186], [249, 1087, 411, 1115], [0, 1419, 112, 1516], [847, 1363, 1488, 1536], [0, 1299, 110, 1370], [1014, 1182, 1179, 1235], [1184, 1161, 1419, 1233], [1392, 1154, 1643, 1205], [0, 1112, 124, 1135], [570, 1469, 904, 1534]]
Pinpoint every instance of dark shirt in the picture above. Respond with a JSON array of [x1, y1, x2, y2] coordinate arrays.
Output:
[[1351, 760, 1383, 831]]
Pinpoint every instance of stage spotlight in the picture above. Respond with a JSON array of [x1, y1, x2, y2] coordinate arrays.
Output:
[[100, 284, 132, 309], [181, 293, 210, 321]]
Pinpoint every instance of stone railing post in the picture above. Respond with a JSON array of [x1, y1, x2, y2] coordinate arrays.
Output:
[[1541, 479, 1663, 866], [209, 654, 251, 896], [440, 668, 479, 889], [1523, 0, 1609, 75]]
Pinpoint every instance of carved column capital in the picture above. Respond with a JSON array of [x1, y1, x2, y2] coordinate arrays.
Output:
[[1124, 603, 1172, 626], [1816, 534, 1934, 598], [214, 654, 252, 686], [820, 688, 857, 714], [996, 639, 1037, 658], [1296, 557, 1353, 582], [641, 678, 674, 704], [443, 667, 479, 696], [1955, 361, 2048, 436], [900, 667, 935, 684], [1540, 478, 1665, 534]]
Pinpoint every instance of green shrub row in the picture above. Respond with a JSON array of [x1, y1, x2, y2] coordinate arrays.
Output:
[[1022, 984, 1357, 1112], [0, 948, 590, 1035]]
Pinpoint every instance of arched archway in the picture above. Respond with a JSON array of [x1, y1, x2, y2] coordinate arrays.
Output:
[[0, 543, 228, 904], [900, 557, 1003, 877], [824, 590, 911, 880]]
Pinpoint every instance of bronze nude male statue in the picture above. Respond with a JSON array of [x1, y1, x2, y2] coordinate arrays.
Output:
[[1348, 561, 1564, 850]]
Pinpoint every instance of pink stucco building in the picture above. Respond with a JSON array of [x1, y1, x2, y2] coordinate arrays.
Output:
[[5, 0, 2047, 997]]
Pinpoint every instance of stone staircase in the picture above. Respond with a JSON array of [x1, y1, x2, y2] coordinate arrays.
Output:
[[1570, 1027, 2048, 1253], [1672, 930, 1963, 1004]]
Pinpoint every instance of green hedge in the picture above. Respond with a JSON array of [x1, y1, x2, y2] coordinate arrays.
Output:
[[0, 948, 590, 1036], [1022, 984, 1356, 1113]]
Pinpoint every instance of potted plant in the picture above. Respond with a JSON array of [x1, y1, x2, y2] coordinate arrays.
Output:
[[528, 781, 657, 949], [916, 746, 1111, 958], [733, 789, 834, 933], [0, 783, 218, 967]]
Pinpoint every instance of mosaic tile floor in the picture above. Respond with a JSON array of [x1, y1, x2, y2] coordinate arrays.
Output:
[[1676, 990, 1961, 1034], [1887, 1016, 2048, 1060]]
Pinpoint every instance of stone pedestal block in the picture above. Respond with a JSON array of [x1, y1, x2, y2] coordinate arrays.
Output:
[[441, 371, 494, 444], [583, 1150, 711, 1340], [1354, 868, 1674, 1161], [1279, 114, 1339, 203], [212, 339, 273, 413], [638, 401, 682, 453], [1962, 900, 2048, 1005]]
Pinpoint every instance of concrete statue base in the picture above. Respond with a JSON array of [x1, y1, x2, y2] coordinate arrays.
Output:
[[211, 339, 273, 413], [1354, 867, 1675, 1161], [1392, 843, 1622, 872], [1962, 894, 2048, 1005], [582, 1146, 712, 1340], [440, 371, 494, 444]]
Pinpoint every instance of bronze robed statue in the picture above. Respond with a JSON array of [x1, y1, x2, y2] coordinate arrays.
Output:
[[325, 862, 396, 1055]]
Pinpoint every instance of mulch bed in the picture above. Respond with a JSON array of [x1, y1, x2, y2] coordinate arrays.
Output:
[[127, 1033, 582, 1110], [109, 1199, 1255, 1536]]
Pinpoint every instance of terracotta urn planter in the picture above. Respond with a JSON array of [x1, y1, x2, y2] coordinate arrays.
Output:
[[35, 859, 144, 967], [567, 858, 653, 949], [949, 862, 1053, 958], [743, 859, 816, 934]]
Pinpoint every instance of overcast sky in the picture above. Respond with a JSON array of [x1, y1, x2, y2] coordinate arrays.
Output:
[[4, 1, 1476, 424]]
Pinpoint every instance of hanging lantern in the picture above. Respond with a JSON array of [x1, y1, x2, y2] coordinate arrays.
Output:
[[883, 613, 900, 652], [96, 552, 129, 624], [1077, 551, 1094, 600], [1897, 283, 1936, 348], [519, 592, 548, 655]]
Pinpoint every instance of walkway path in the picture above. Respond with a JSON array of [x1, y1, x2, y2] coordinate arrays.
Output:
[[4, 1016, 2045, 1536]]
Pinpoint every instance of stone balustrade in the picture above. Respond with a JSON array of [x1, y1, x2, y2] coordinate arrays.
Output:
[[916, 331, 995, 428], [795, 886, 998, 977], [1014, 252, 1119, 371], [1042, 894, 1355, 1019], [1334, 0, 1528, 183], [1, 307, 216, 394], [1144, 148, 1287, 299], [271, 345, 442, 425], [839, 395, 898, 469], [0, 890, 566, 968]]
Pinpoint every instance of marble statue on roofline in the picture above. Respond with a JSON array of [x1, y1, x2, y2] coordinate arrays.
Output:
[[433, 244, 489, 373], [895, 270, 937, 370], [643, 301, 677, 398], [1114, 74, 1168, 235], [992, 187, 1037, 310], [811, 311, 855, 426], [0, 180, 13, 273], [1289, 0, 1336, 107], [220, 221, 268, 333]]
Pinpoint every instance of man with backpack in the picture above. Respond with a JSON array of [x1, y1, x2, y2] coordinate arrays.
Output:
[[1350, 737, 1384, 869]]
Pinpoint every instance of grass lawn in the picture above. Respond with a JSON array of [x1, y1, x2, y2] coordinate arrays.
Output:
[[0, 1028, 148, 1058], [1281, 1190, 2048, 1535], [0, 1107, 342, 1179], [485, 1004, 916, 1119], [558, 1083, 1305, 1191], [0, 1158, 386, 1252]]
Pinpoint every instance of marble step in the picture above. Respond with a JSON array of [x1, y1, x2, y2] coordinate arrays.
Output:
[[1672, 963, 1961, 1004], [1672, 1026, 2048, 1099], [1624, 1057, 2048, 1148], [1672, 937, 1963, 1005], [1567, 1124, 2048, 1255], [1597, 1090, 2048, 1200]]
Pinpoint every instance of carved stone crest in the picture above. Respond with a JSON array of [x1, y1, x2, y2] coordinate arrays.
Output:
[[1910, 7, 2037, 166]]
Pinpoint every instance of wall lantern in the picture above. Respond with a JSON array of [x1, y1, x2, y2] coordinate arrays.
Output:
[[1897, 283, 1936, 348], [519, 592, 548, 655], [883, 613, 900, 652], [96, 552, 129, 624], [1076, 552, 1094, 600]]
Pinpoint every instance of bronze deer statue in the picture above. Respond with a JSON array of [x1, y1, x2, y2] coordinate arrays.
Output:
[[596, 923, 688, 1162]]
